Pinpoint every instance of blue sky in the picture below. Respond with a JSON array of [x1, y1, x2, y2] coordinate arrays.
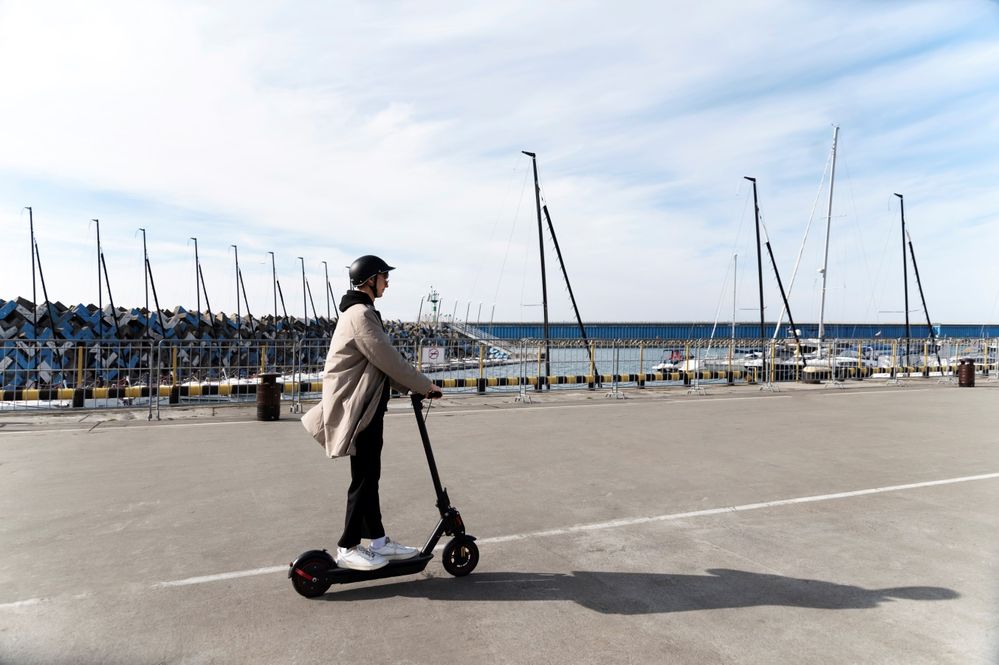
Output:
[[1, 1, 998, 325]]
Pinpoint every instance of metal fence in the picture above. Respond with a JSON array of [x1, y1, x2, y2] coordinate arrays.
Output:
[[2, 336, 996, 413]]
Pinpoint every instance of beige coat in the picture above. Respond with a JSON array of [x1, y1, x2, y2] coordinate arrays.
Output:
[[301, 301, 434, 458]]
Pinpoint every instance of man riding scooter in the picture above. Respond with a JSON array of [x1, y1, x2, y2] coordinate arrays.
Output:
[[301, 255, 443, 571]]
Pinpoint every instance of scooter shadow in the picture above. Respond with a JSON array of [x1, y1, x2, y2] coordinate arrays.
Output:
[[321, 568, 958, 615]]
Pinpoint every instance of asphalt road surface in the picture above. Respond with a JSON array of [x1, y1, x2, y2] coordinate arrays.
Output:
[[1, 383, 997, 664]]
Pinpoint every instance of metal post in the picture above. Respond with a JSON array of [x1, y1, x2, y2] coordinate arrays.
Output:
[[191, 237, 200, 323], [26, 207, 37, 338], [268, 251, 277, 322], [744, 178, 765, 384], [322, 260, 331, 324], [139, 229, 150, 339], [895, 193, 911, 369], [94, 219, 102, 341], [523, 151, 551, 383], [818, 125, 839, 342], [231, 245, 240, 341], [299, 257, 307, 333]]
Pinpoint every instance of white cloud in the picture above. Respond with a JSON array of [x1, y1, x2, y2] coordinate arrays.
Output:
[[1, 0, 997, 327]]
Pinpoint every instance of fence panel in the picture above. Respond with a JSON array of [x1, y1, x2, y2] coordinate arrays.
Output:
[[4, 335, 994, 412]]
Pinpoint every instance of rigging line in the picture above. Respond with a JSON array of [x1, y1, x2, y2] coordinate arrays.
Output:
[[518, 224, 532, 322], [708, 256, 734, 341], [730, 183, 753, 259], [869, 196, 899, 325], [840, 152, 880, 325], [772, 142, 833, 339], [492, 166, 531, 307], [468, 155, 525, 303]]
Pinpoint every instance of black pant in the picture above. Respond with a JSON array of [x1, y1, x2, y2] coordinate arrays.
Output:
[[337, 413, 386, 549]]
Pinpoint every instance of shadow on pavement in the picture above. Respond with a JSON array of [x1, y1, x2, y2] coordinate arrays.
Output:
[[321, 568, 958, 614]]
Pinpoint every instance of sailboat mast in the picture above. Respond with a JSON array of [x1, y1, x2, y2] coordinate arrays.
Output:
[[299, 257, 308, 334], [191, 237, 201, 319], [523, 151, 551, 384], [139, 229, 150, 339], [745, 177, 765, 379], [93, 219, 103, 340], [895, 193, 911, 362], [818, 124, 839, 343], [26, 207, 37, 337], [322, 260, 331, 322], [232, 244, 241, 340]]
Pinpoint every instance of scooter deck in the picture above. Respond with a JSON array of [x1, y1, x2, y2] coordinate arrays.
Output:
[[325, 553, 433, 584]]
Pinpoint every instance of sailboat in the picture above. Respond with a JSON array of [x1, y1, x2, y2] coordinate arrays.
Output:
[[784, 126, 878, 378]]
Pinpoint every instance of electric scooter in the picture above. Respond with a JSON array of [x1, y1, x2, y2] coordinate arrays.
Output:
[[289, 392, 478, 598]]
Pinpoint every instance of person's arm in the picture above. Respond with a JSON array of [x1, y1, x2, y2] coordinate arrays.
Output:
[[352, 308, 436, 396]]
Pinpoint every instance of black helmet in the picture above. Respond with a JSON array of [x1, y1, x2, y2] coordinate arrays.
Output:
[[349, 255, 395, 287]]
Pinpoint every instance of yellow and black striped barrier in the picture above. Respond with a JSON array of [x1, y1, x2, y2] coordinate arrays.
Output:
[[435, 370, 747, 391], [0, 381, 326, 406], [0, 372, 750, 404], [6, 364, 981, 406]]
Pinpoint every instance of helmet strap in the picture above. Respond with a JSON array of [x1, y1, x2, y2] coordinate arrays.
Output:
[[358, 275, 379, 300]]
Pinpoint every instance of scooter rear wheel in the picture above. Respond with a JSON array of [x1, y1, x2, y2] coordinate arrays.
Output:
[[442, 537, 479, 577], [291, 556, 334, 598]]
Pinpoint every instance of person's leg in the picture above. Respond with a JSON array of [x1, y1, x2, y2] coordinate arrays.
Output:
[[337, 416, 385, 549], [358, 417, 385, 541]]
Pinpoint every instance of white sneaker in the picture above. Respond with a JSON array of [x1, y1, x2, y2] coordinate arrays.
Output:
[[370, 536, 420, 561], [336, 545, 388, 571]]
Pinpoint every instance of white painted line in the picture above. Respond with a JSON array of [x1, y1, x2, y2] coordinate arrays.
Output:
[[0, 597, 43, 610], [151, 471, 999, 590], [816, 388, 932, 396], [478, 471, 999, 544], [0, 420, 256, 436], [154, 565, 288, 588]]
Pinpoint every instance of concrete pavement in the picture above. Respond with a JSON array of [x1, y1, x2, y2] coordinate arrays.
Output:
[[1, 382, 997, 664]]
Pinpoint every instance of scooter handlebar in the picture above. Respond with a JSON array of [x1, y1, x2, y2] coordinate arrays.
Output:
[[411, 388, 443, 403]]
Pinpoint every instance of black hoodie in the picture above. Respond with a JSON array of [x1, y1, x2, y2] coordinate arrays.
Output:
[[339, 290, 385, 331]]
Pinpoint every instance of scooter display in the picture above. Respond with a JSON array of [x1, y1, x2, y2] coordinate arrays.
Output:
[[289, 393, 478, 598]]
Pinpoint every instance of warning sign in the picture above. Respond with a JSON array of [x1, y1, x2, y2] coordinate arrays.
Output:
[[421, 346, 446, 367]]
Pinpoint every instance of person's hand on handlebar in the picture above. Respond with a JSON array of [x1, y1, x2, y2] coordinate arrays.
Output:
[[425, 385, 444, 399]]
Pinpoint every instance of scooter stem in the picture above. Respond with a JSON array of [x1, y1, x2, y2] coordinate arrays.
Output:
[[411, 394, 446, 501]]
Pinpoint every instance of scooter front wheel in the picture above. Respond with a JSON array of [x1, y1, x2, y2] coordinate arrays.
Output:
[[442, 537, 479, 577], [290, 555, 334, 598]]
